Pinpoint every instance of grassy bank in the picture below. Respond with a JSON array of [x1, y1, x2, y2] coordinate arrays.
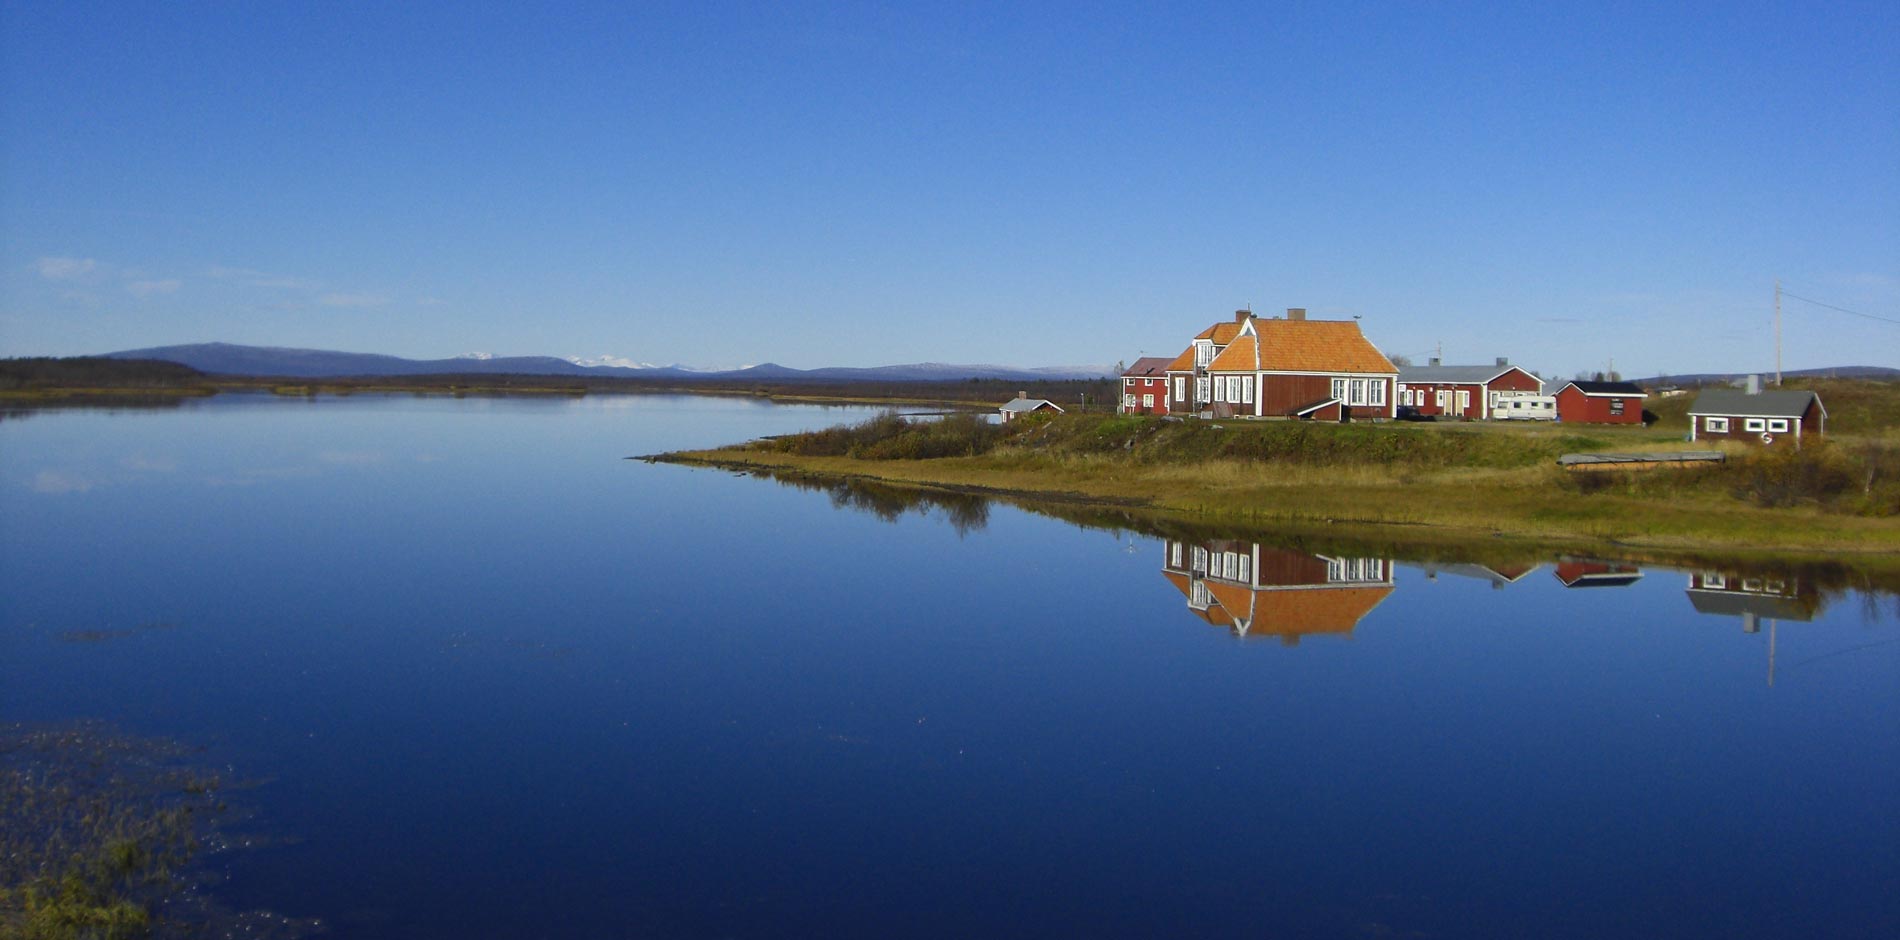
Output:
[[650, 411, 1900, 558]]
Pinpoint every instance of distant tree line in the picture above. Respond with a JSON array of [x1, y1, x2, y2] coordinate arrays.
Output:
[[0, 357, 210, 390]]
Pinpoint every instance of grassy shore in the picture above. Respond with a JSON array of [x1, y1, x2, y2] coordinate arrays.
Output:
[[649, 410, 1900, 562]]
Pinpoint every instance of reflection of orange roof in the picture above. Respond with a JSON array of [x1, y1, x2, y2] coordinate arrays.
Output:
[[1207, 320, 1397, 375], [1162, 571, 1234, 626], [1206, 581, 1393, 642]]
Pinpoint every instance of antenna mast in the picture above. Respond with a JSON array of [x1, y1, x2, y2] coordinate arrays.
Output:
[[1774, 279, 1783, 386]]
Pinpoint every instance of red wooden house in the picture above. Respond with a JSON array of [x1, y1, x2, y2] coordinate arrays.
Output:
[[1396, 358, 1544, 419], [1166, 308, 1398, 420], [1554, 380, 1646, 424], [1118, 357, 1174, 415]]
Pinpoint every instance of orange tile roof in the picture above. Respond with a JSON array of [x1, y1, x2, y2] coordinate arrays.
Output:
[[1164, 346, 1196, 372], [1193, 321, 1248, 344], [1206, 319, 1397, 375]]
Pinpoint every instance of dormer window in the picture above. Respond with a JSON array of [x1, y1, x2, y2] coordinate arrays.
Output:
[[1194, 342, 1214, 367]]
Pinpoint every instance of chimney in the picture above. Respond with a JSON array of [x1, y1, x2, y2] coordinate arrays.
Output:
[[1496, 357, 1509, 367], [1235, 309, 1252, 323], [1286, 307, 1306, 321], [1017, 390, 1029, 400], [1429, 357, 1442, 367], [1745, 374, 1761, 395]]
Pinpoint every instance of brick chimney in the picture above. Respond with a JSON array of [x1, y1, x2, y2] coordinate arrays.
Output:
[[1286, 307, 1306, 321], [1234, 309, 1253, 323]]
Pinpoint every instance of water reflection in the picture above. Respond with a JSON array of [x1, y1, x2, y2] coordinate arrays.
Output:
[[1415, 561, 1542, 588], [1160, 538, 1394, 644], [1552, 558, 1645, 588]]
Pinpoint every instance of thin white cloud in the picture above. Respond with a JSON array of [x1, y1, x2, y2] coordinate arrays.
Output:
[[207, 264, 322, 290], [318, 292, 392, 308], [37, 257, 98, 279], [31, 470, 94, 494], [127, 279, 182, 297]]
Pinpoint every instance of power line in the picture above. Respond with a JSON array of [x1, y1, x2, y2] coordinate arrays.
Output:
[[1780, 290, 1900, 326]]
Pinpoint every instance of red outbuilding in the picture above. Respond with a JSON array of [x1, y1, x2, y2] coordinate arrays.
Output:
[[1119, 357, 1174, 415], [1554, 380, 1646, 424]]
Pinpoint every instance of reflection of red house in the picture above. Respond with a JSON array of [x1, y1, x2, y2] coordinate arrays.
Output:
[[1119, 357, 1174, 415], [1162, 540, 1394, 644], [1553, 560, 1643, 588]]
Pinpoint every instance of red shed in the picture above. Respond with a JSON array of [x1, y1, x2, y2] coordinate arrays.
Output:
[[1119, 356, 1173, 415], [1554, 380, 1646, 424]]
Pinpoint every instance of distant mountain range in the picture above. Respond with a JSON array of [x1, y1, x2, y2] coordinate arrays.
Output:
[[1635, 366, 1900, 385], [101, 342, 1118, 382]]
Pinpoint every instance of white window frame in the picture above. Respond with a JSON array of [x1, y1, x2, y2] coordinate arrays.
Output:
[[1436, 390, 1449, 408], [1174, 377, 1186, 402], [1123, 394, 1136, 409], [1242, 376, 1254, 404], [1213, 378, 1225, 402], [1142, 393, 1154, 409], [1169, 542, 1182, 567], [1705, 417, 1729, 433], [1331, 377, 1347, 401], [1370, 381, 1386, 406], [1195, 377, 1210, 403], [1744, 418, 1766, 432], [1768, 418, 1789, 433]]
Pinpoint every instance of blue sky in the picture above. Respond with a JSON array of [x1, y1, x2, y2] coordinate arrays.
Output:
[[3, 1, 1894, 376]]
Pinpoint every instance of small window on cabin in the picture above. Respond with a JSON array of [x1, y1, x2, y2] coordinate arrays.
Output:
[[1242, 377, 1254, 404], [1744, 418, 1766, 432], [1143, 394, 1154, 408], [1702, 573, 1726, 589], [1705, 417, 1729, 433], [1331, 378, 1347, 401], [1768, 419, 1789, 432], [1610, 399, 1625, 415]]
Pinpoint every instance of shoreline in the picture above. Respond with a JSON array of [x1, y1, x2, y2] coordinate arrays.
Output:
[[644, 447, 1900, 572]]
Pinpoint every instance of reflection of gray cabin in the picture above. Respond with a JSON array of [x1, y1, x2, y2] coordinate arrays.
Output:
[[1685, 571, 1820, 627], [998, 392, 1065, 423]]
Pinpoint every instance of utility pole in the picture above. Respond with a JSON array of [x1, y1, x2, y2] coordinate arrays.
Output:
[[1774, 279, 1783, 386]]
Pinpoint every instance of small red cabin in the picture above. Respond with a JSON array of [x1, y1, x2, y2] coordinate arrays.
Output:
[[1119, 357, 1174, 415], [1554, 380, 1646, 424]]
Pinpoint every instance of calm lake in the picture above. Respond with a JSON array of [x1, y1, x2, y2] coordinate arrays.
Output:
[[3, 393, 1896, 938]]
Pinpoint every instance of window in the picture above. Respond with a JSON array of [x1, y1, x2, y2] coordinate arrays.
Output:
[[1456, 390, 1470, 412], [1705, 417, 1729, 433], [1142, 394, 1154, 408], [1241, 377, 1254, 404], [1170, 542, 1183, 567], [1195, 377, 1210, 403], [1768, 419, 1789, 432], [1610, 398, 1625, 415], [1195, 342, 1214, 367], [1701, 572, 1726, 589], [1174, 377, 1186, 402], [1213, 378, 1224, 402], [1237, 554, 1251, 583], [1331, 377, 1347, 401], [1124, 378, 1134, 388], [1744, 418, 1766, 432], [1349, 379, 1366, 405], [1192, 547, 1209, 573], [1190, 581, 1210, 608], [1123, 394, 1135, 409], [1370, 381, 1386, 406], [1436, 390, 1449, 408]]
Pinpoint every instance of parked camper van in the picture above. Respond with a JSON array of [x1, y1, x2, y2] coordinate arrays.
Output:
[[1494, 395, 1557, 420]]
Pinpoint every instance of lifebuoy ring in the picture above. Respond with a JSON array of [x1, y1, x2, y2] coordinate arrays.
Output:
[[1761, 432, 1774, 444]]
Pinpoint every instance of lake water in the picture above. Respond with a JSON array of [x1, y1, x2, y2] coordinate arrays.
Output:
[[3, 393, 1896, 938]]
